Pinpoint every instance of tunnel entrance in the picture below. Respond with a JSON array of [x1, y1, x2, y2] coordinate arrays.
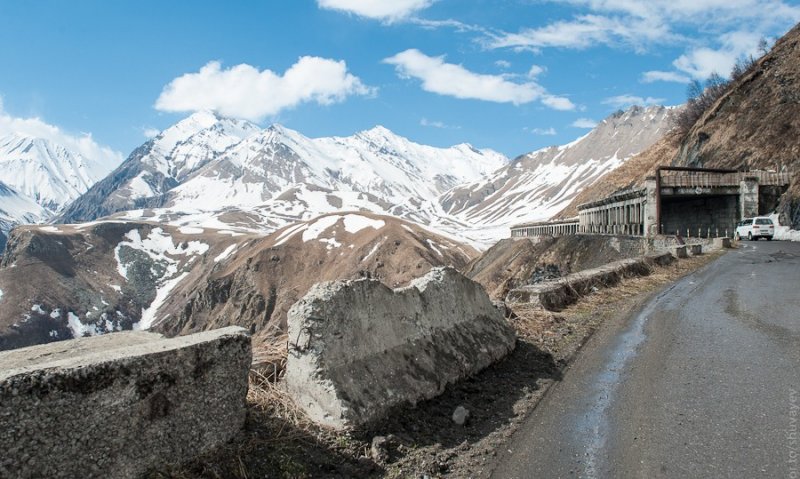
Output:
[[661, 194, 740, 237]]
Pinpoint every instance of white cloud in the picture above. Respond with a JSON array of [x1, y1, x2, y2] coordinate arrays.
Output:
[[571, 118, 598, 128], [562, 0, 800, 28], [318, 0, 434, 22], [495, 60, 512, 69], [527, 65, 545, 78], [602, 94, 665, 109], [672, 30, 762, 79], [641, 70, 691, 83], [143, 127, 160, 139], [530, 127, 557, 135], [420, 117, 460, 129], [485, 0, 799, 64], [542, 95, 576, 110], [0, 98, 122, 174], [383, 49, 574, 110], [155, 58, 374, 122], [486, 14, 671, 52]]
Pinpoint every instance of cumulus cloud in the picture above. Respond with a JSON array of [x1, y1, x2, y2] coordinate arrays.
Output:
[[0, 98, 122, 174], [641, 70, 691, 83], [317, 0, 434, 22], [383, 49, 574, 110], [571, 118, 598, 128], [530, 127, 557, 135], [155, 58, 374, 121], [602, 94, 665, 109]]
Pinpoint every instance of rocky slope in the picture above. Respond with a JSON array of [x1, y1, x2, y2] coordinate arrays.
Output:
[[438, 106, 676, 240], [0, 213, 475, 351]]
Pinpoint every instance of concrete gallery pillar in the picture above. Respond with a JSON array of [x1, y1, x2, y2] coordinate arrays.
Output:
[[644, 176, 658, 237], [740, 177, 759, 219]]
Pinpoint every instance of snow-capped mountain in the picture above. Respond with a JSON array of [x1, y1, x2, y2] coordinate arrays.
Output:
[[0, 134, 110, 213], [164, 123, 507, 212], [0, 133, 119, 249], [57, 105, 675, 249], [0, 180, 49, 250], [437, 105, 677, 242], [57, 111, 261, 223]]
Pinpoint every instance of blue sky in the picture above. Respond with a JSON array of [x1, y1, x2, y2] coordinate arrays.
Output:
[[0, 0, 798, 166]]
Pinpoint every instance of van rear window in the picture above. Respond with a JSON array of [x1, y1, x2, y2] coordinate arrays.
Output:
[[755, 218, 773, 225]]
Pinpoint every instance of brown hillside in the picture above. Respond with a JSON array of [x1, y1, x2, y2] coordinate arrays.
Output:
[[156, 212, 477, 347], [0, 213, 476, 352]]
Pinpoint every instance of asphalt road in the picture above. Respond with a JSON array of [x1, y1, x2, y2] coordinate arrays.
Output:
[[491, 240, 800, 479]]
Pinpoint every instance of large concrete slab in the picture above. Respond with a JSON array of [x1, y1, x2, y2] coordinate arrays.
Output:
[[0, 326, 251, 479], [285, 267, 516, 430]]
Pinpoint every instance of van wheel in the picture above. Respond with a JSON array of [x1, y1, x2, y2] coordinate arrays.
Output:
[[748, 232, 753, 241], [767, 237, 772, 241]]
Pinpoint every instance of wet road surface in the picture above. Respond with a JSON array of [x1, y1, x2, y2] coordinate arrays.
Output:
[[491, 241, 800, 478]]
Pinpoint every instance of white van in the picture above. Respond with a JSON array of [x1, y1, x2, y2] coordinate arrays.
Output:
[[735, 217, 775, 241]]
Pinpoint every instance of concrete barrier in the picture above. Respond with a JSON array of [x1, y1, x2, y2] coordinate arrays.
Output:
[[506, 252, 674, 311], [285, 267, 516, 430], [688, 244, 703, 255], [713, 237, 733, 249], [673, 245, 688, 258], [0, 327, 251, 479]]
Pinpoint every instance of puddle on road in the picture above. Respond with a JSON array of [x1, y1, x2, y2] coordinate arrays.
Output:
[[575, 281, 686, 478]]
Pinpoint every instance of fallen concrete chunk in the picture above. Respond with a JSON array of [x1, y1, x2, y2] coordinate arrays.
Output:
[[0, 326, 251, 479], [285, 267, 516, 430]]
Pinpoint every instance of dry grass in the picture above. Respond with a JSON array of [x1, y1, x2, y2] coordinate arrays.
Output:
[[251, 333, 288, 382]]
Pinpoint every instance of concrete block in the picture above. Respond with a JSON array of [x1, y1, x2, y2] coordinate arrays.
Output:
[[713, 237, 732, 249], [673, 245, 688, 258], [285, 267, 516, 430], [0, 327, 251, 479], [689, 244, 703, 255]]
